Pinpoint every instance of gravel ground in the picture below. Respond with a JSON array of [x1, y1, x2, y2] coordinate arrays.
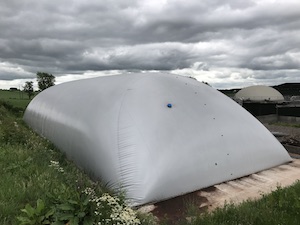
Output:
[[263, 123, 300, 146]]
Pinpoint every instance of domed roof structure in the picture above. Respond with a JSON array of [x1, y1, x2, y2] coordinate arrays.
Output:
[[24, 73, 291, 206], [235, 85, 284, 102]]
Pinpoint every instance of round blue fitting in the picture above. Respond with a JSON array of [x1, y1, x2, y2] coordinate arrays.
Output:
[[167, 103, 172, 108]]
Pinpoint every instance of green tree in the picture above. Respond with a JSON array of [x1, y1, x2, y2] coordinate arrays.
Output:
[[36, 72, 55, 91], [23, 81, 34, 99]]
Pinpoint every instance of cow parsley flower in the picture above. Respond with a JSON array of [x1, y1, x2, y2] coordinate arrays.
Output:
[[49, 160, 64, 173], [83, 188, 140, 224]]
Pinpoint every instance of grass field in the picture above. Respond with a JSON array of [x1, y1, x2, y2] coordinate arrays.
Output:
[[1, 97, 300, 224], [0, 90, 34, 110]]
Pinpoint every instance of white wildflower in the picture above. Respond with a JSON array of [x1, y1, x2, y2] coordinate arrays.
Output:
[[49, 160, 64, 173], [82, 187, 140, 224], [83, 187, 95, 196]]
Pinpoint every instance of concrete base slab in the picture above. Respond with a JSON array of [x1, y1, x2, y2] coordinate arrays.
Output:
[[197, 159, 300, 211], [139, 159, 300, 218]]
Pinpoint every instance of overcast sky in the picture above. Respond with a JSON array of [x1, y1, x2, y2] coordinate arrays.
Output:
[[0, 0, 299, 90]]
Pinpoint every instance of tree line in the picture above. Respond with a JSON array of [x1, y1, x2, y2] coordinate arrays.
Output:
[[23, 72, 56, 99]]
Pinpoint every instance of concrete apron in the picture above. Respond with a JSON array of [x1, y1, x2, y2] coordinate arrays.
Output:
[[139, 158, 300, 214], [198, 158, 300, 211]]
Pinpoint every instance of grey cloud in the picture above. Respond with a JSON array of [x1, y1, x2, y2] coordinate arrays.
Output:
[[0, 0, 300, 87], [65, 43, 194, 71], [253, 71, 288, 80], [0, 65, 35, 80], [195, 62, 210, 71], [0, 72, 27, 80]]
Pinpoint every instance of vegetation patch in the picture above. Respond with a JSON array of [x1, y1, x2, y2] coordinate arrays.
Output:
[[0, 90, 32, 110], [270, 122, 300, 128], [0, 101, 154, 225]]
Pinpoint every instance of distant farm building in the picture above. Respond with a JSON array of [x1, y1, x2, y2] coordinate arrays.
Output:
[[234, 85, 284, 116], [234, 85, 284, 102], [232, 84, 300, 123]]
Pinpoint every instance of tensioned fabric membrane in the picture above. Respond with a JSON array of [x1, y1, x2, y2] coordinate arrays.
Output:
[[24, 73, 291, 206]]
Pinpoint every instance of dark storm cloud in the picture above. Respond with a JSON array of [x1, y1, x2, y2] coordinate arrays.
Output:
[[0, 0, 300, 89], [0, 71, 28, 80]]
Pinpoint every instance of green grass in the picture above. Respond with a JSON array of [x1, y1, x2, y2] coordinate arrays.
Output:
[[0, 104, 94, 224], [0, 90, 34, 110]]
